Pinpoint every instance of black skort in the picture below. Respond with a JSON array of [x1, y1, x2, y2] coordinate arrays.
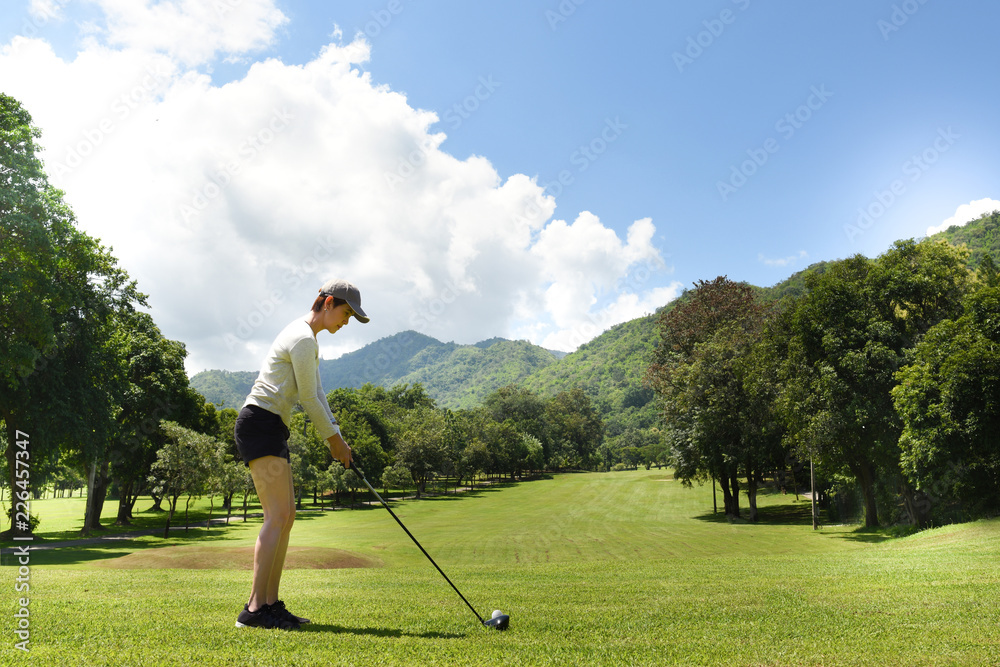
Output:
[[234, 405, 291, 467]]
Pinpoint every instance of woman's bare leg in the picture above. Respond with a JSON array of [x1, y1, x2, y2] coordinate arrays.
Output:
[[247, 456, 296, 611], [265, 462, 295, 603]]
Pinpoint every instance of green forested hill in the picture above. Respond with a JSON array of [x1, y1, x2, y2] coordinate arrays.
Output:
[[320, 331, 560, 409], [931, 210, 1000, 268], [521, 314, 662, 440], [189, 369, 256, 409]]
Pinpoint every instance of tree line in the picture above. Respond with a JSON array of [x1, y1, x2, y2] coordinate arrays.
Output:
[[646, 236, 1000, 527]]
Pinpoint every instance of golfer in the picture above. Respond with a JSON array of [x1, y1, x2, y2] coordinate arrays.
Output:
[[234, 279, 369, 630]]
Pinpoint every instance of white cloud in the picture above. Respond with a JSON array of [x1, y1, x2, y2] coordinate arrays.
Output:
[[88, 0, 289, 66], [0, 3, 672, 373], [28, 0, 70, 21], [926, 198, 1000, 236], [758, 250, 808, 268]]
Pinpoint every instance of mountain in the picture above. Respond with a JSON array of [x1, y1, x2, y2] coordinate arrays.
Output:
[[188, 369, 256, 410], [191, 211, 1000, 415], [319, 331, 561, 409], [520, 313, 662, 439], [191, 331, 561, 410]]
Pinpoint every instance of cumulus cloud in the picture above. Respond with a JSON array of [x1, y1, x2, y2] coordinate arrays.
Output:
[[926, 198, 1000, 236], [0, 1, 675, 373]]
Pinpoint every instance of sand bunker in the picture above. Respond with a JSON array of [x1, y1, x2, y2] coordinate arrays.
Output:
[[94, 545, 379, 570]]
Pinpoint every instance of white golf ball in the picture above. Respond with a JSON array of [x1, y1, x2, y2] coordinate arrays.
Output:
[[491, 609, 503, 619]]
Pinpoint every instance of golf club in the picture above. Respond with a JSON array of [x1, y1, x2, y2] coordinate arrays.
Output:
[[349, 460, 510, 631]]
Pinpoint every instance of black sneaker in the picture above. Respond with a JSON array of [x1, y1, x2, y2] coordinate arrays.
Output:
[[235, 603, 300, 630], [271, 600, 311, 625]]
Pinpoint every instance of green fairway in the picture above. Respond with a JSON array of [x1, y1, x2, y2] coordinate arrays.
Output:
[[4, 470, 999, 666]]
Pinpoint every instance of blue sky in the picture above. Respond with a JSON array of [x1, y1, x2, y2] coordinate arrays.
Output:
[[2, 1, 998, 373]]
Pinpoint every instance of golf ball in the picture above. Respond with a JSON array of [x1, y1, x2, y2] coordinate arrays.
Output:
[[492, 610, 503, 619]]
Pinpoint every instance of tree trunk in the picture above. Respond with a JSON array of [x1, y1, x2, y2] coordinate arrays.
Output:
[[163, 495, 179, 539], [728, 473, 741, 519], [900, 483, 931, 528], [82, 461, 96, 536], [115, 478, 140, 525], [148, 494, 165, 512], [857, 462, 879, 528], [718, 474, 734, 519], [84, 458, 111, 534]]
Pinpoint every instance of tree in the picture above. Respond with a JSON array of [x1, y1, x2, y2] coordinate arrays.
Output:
[[521, 434, 544, 474], [217, 457, 247, 524], [198, 442, 229, 533], [484, 385, 552, 462], [395, 406, 447, 497], [148, 421, 217, 538], [327, 461, 347, 506], [544, 387, 603, 470], [239, 465, 256, 522], [461, 438, 491, 488], [781, 240, 971, 526], [481, 419, 527, 481], [314, 466, 334, 510], [1, 94, 145, 537], [893, 283, 1000, 523], [343, 467, 361, 507], [108, 312, 196, 526], [646, 277, 773, 519], [381, 463, 413, 497]]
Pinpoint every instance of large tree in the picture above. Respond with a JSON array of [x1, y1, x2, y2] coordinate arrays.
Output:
[[102, 312, 198, 527], [893, 278, 1000, 523], [1, 94, 143, 538], [646, 277, 778, 520], [782, 240, 971, 526], [544, 386, 603, 470], [483, 385, 552, 462]]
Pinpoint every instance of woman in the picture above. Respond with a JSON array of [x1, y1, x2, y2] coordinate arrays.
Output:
[[234, 279, 369, 630]]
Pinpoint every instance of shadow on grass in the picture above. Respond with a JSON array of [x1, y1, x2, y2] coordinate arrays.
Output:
[[301, 623, 465, 639], [692, 500, 817, 526], [829, 528, 894, 544], [417, 484, 518, 502]]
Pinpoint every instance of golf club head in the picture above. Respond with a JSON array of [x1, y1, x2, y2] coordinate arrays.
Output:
[[483, 614, 510, 631]]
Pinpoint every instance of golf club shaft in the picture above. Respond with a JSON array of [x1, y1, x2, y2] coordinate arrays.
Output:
[[350, 462, 486, 625]]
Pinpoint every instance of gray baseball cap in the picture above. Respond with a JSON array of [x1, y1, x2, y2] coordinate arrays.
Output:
[[319, 279, 370, 323]]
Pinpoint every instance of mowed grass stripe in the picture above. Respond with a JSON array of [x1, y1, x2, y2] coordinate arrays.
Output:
[[313, 470, 864, 566]]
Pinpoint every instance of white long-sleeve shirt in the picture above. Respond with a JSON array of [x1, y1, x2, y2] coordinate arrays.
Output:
[[243, 318, 339, 440]]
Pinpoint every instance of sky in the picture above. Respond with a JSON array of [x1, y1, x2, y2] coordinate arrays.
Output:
[[2, 0, 998, 375]]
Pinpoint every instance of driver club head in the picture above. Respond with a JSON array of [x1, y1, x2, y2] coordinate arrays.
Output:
[[483, 613, 510, 631]]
